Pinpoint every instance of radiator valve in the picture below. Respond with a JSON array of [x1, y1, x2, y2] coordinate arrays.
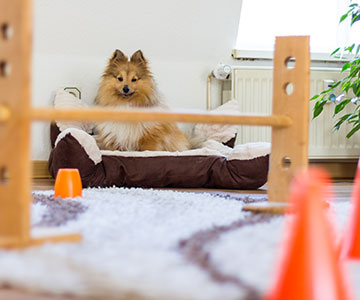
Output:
[[212, 63, 232, 80]]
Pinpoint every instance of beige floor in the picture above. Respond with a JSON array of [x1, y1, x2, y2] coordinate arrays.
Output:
[[0, 179, 354, 300]]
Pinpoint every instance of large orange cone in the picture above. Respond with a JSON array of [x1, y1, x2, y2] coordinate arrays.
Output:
[[264, 168, 352, 300], [340, 162, 360, 260]]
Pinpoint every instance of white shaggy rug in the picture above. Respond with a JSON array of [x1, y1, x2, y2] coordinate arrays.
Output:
[[0, 188, 360, 300]]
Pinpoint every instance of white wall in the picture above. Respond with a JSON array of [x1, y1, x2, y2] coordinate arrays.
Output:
[[31, 0, 242, 160]]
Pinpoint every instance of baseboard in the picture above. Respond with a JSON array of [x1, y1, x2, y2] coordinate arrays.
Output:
[[309, 160, 356, 179], [32, 161, 51, 179]]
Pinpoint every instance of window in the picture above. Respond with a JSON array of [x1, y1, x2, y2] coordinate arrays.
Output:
[[235, 0, 359, 56]]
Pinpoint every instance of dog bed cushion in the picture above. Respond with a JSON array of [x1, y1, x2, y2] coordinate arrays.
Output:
[[48, 90, 270, 189]]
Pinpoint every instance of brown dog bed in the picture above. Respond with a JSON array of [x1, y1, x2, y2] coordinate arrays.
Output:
[[48, 90, 270, 189]]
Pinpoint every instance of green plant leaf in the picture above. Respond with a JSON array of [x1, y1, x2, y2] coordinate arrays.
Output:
[[353, 83, 360, 96], [329, 81, 341, 89], [348, 114, 357, 121], [342, 62, 351, 72], [330, 47, 341, 56], [350, 64, 360, 76], [347, 43, 356, 53], [351, 12, 360, 25], [321, 85, 337, 94], [313, 105, 324, 119], [313, 98, 326, 119], [334, 114, 351, 130], [340, 13, 349, 23], [310, 94, 320, 101], [336, 113, 358, 131], [334, 99, 351, 114], [346, 123, 360, 138], [341, 81, 352, 93]]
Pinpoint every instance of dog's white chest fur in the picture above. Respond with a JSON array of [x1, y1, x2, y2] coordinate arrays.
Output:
[[97, 122, 152, 151]]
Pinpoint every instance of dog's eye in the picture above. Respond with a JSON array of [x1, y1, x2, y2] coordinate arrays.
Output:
[[131, 78, 137, 82], [118, 77, 123, 82]]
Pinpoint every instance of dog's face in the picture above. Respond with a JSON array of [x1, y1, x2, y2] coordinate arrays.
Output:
[[100, 49, 154, 105]]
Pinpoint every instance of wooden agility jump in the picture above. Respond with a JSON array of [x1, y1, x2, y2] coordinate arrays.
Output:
[[0, 0, 309, 249]]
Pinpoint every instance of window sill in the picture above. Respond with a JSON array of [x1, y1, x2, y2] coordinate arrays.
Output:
[[232, 49, 351, 62]]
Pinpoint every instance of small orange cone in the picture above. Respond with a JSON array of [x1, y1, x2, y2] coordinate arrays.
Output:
[[340, 162, 360, 260], [264, 168, 352, 300], [54, 168, 82, 198]]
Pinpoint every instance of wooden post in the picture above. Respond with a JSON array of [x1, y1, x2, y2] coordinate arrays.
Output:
[[243, 36, 310, 213], [0, 0, 32, 247], [268, 36, 310, 203], [0, 0, 80, 249]]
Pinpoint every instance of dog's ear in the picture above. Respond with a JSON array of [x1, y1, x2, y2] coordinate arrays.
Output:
[[111, 49, 127, 63], [130, 50, 147, 65]]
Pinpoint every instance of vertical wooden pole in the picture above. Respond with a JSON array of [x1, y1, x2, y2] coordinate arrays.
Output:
[[0, 0, 80, 248], [267, 36, 310, 203], [0, 0, 32, 246]]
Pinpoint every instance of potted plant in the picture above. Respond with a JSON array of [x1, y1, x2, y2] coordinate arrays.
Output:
[[311, 1, 360, 138]]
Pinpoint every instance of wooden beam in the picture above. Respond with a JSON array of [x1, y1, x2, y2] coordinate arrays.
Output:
[[29, 107, 293, 127]]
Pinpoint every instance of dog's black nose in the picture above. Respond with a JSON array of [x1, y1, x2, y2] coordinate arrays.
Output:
[[123, 85, 130, 93]]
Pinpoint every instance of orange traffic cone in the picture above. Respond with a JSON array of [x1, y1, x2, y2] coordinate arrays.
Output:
[[54, 168, 82, 198], [264, 168, 352, 300], [340, 162, 360, 260]]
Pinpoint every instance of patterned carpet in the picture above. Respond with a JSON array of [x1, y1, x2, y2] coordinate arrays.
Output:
[[0, 188, 357, 300]]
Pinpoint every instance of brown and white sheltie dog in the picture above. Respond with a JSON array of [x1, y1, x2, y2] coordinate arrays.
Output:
[[95, 49, 190, 152]]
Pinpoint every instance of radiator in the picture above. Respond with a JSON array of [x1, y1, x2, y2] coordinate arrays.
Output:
[[232, 67, 360, 159]]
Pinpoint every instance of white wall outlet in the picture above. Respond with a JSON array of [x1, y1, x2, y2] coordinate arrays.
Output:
[[64, 87, 81, 99]]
